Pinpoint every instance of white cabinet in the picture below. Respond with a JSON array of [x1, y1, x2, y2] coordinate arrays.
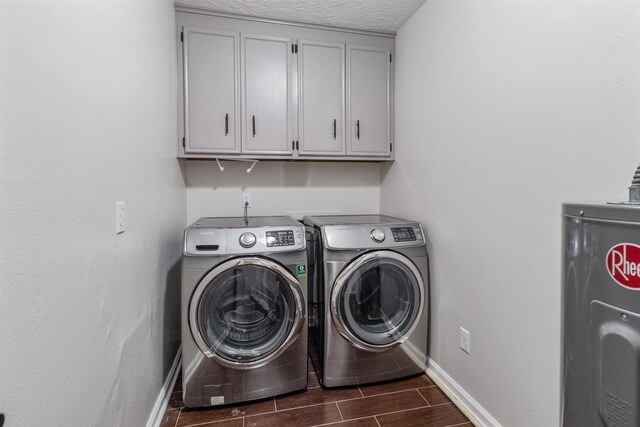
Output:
[[347, 45, 391, 157], [242, 35, 293, 155], [177, 11, 394, 161], [183, 27, 240, 154], [298, 40, 345, 156]]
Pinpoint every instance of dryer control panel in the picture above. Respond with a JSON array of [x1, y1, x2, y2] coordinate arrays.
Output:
[[323, 223, 425, 250]]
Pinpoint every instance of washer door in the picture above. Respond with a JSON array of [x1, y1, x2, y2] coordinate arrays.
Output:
[[189, 257, 305, 369], [331, 250, 424, 352]]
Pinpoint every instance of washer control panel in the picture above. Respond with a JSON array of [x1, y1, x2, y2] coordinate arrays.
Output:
[[391, 227, 416, 242], [266, 230, 295, 247], [185, 225, 305, 255]]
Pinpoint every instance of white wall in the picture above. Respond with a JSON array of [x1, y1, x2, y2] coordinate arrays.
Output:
[[0, 1, 185, 426], [383, 1, 640, 426], [186, 161, 380, 223]]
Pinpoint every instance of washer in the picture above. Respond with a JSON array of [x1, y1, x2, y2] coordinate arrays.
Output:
[[181, 216, 308, 408], [304, 214, 429, 387]]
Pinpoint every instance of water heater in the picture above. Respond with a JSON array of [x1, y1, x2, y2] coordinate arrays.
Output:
[[563, 172, 640, 426]]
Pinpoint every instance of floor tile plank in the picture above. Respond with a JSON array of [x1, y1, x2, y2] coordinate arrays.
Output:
[[376, 403, 468, 427], [337, 390, 428, 420], [245, 402, 342, 427]]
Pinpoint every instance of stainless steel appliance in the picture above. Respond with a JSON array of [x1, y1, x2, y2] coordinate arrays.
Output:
[[563, 184, 640, 425], [304, 214, 429, 387], [181, 216, 307, 408]]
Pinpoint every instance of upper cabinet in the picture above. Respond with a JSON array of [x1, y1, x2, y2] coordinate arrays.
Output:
[[176, 10, 394, 161], [298, 40, 345, 156], [182, 27, 240, 154], [347, 46, 391, 157], [242, 35, 293, 155]]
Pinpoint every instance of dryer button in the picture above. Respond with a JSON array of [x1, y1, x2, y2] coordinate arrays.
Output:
[[239, 232, 257, 248], [370, 229, 385, 243]]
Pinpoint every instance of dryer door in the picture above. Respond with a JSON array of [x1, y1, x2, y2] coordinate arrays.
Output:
[[331, 250, 424, 352], [189, 256, 305, 369]]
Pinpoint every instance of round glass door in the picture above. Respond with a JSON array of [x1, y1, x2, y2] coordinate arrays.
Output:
[[189, 257, 305, 368], [331, 251, 424, 351]]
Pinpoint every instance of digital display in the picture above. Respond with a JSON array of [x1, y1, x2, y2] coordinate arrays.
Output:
[[391, 227, 417, 242], [266, 230, 295, 247]]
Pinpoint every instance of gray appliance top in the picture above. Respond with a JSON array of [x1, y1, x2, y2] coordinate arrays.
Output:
[[563, 202, 640, 223], [304, 214, 425, 250], [184, 216, 305, 256], [189, 216, 301, 228], [303, 214, 412, 227]]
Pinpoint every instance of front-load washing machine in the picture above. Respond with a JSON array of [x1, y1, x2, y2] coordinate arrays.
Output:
[[304, 215, 429, 387], [181, 216, 308, 408]]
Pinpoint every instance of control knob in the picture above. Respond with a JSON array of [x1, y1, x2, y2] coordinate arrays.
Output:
[[239, 232, 256, 248], [370, 229, 385, 243]]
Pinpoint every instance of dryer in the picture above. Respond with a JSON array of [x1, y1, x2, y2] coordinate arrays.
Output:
[[181, 216, 308, 408], [304, 215, 429, 387]]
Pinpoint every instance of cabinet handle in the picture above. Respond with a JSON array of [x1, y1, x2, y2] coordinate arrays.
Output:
[[356, 120, 360, 140], [225, 113, 229, 136], [333, 119, 336, 139], [252, 115, 256, 137]]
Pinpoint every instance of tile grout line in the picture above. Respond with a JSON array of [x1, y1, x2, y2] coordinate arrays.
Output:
[[174, 408, 182, 427], [273, 397, 278, 412], [374, 415, 382, 427], [417, 388, 432, 406], [444, 422, 471, 427], [334, 401, 344, 421]]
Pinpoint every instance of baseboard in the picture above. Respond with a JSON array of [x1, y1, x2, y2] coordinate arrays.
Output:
[[425, 357, 501, 427], [146, 346, 182, 427]]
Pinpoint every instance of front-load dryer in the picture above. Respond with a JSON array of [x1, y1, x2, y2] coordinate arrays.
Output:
[[304, 214, 429, 387], [181, 216, 308, 408]]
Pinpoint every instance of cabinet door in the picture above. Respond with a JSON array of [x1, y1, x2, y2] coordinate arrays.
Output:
[[347, 45, 391, 157], [298, 40, 345, 156], [183, 27, 240, 154], [242, 34, 293, 155]]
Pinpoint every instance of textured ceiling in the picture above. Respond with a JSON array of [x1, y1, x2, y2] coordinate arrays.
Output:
[[174, 0, 426, 33]]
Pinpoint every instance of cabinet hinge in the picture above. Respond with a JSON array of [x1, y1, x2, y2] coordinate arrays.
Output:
[[390, 53, 392, 63], [292, 140, 295, 150], [181, 31, 184, 43], [182, 137, 185, 148], [292, 43, 298, 54], [390, 142, 393, 152], [295, 44, 298, 53], [296, 140, 299, 150]]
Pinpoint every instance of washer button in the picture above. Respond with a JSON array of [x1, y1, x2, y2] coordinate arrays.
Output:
[[239, 232, 257, 248], [370, 229, 385, 243]]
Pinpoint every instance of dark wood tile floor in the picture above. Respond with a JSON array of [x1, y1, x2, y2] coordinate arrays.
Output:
[[160, 357, 471, 427]]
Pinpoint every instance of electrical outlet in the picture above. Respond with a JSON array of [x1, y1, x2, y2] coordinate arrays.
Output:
[[116, 202, 126, 234], [460, 327, 471, 354], [242, 192, 252, 208]]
